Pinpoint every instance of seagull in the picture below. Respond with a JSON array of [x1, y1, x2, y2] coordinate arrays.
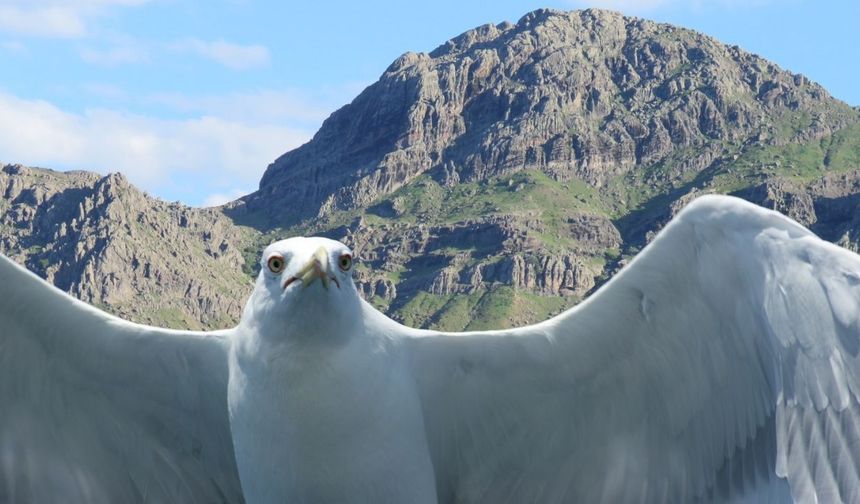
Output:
[[2, 194, 860, 503]]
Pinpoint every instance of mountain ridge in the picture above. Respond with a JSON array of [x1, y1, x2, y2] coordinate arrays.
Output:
[[233, 8, 856, 228], [0, 164, 255, 329], [3, 8, 860, 330]]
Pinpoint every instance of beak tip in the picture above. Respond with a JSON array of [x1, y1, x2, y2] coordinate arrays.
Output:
[[294, 246, 333, 290]]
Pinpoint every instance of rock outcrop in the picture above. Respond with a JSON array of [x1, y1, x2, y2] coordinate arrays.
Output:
[[0, 165, 256, 329]]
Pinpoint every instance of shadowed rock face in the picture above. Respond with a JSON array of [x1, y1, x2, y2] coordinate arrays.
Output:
[[2, 9, 860, 331], [235, 8, 854, 228]]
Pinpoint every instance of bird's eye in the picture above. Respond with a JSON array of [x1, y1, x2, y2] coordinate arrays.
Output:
[[338, 253, 352, 271], [267, 255, 285, 273]]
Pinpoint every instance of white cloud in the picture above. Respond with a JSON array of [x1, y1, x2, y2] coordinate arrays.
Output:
[[79, 42, 149, 64], [0, 1, 149, 38], [171, 38, 270, 70], [201, 188, 248, 208], [0, 40, 27, 55], [0, 6, 86, 38], [78, 37, 276, 70], [8, 1, 149, 6], [82, 82, 127, 100], [146, 86, 362, 130], [0, 92, 311, 206], [0, 1, 150, 11]]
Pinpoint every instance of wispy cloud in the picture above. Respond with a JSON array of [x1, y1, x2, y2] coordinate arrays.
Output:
[[0, 6, 87, 38], [82, 82, 128, 100], [201, 188, 248, 208], [79, 43, 149, 65], [77, 37, 276, 69], [145, 86, 363, 130], [0, 40, 27, 55], [170, 38, 270, 70], [0, 1, 150, 38], [0, 92, 311, 206]]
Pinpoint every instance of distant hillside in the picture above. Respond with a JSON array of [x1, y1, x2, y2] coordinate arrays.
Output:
[[0, 165, 256, 329], [3, 8, 860, 330]]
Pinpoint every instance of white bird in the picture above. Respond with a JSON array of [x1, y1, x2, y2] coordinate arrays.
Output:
[[3, 194, 860, 503]]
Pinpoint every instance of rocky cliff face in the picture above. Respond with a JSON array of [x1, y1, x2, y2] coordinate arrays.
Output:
[[0, 165, 256, 329], [741, 172, 860, 250], [3, 8, 860, 330], [237, 8, 854, 227], [337, 211, 617, 299]]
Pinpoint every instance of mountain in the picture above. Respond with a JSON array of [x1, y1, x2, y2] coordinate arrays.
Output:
[[0, 165, 256, 329], [235, 8, 855, 226], [3, 8, 860, 330]]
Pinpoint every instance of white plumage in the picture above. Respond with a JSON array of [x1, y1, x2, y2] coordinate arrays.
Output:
[[3, 195, 860, 503]]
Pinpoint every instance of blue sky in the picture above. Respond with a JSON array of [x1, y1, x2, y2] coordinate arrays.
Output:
[[0, 0, 857, 207]]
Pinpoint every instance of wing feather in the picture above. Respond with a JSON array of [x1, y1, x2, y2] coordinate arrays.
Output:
[[0, 254, 243, 503], [406, 195, 860, 503]]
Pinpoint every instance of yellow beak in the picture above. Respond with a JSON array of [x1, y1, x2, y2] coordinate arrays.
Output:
[[295, 246, 331, 290]]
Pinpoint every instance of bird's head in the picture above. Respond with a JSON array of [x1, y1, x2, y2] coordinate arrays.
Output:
[[240, 237, 362, 341]]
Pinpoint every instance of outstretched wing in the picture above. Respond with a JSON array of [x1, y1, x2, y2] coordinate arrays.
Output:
[[0, 255, 243, 503], [405, 195, 860, 503]]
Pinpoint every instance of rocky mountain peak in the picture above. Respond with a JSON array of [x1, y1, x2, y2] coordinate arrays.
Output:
[[4, 10, 860, 332], [236, 8, 855, 228]]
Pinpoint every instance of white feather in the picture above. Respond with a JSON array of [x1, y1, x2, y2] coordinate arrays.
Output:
[[0, 254, 242, 502], [405, 195, 860, 503], [5, 195, 860, 503]]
